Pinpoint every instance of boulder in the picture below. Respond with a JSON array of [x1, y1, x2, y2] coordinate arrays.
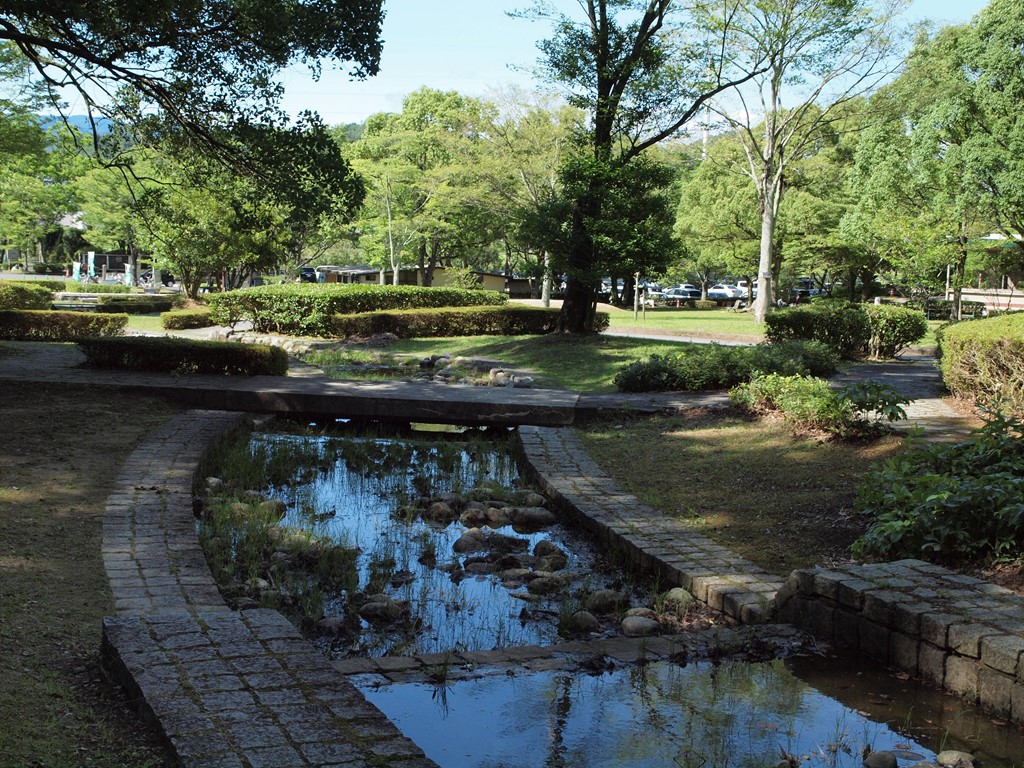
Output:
[[523, 492, 548, 507], [359, 596, 405, 623], [424, 501, 458, 522], [621, 615, 660, 637], [526, 572, 570, 595], [510, 506, 558, 527], [585, 589, 628, 615], [568, 610, 601, 633], [936, 751, 975, 768], [664, 587, 694, 615], [453, 528, 489, 554], [863, 751, 898, 768]]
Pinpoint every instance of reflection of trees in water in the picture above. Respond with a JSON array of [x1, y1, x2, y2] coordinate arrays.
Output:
[[543, 674, 572, 768]]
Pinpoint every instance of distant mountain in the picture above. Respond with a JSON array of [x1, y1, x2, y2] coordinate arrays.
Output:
[[40, 115, 115, 135]]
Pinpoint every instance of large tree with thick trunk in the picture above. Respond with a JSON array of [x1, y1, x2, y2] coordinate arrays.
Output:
[[520, 0, 764, 333]]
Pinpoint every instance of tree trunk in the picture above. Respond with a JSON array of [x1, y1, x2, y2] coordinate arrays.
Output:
[[753, 185, 778, 322]]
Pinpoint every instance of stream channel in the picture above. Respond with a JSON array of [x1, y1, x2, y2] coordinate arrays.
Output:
[[205, 422, 1024, 768]]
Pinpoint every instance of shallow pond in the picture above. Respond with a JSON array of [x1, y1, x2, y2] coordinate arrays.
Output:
[[241, 423, 636, 657], [357, 654, 1024, 768]]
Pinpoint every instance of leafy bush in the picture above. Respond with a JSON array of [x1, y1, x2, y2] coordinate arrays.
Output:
[[0, 309, 127, 340], [331, 304, 580, 338], [162, 308, 214, 330], [939, 312, 1024, 416], [863, 304, 928, 359], [613, 340, 838, 393], [97, 296, 177, 314], [61, 282, 130, 294], [77, 336, 288, 375], [207, 284, 509, 337], [0, 281, 53, 310], [730, 373, 909, 436], [852, 408, 1024, 563], [694, 299, 719, 310], [32, 262, 66, 275], [765, 301, 871, 358], [730, 374, 850, 432]]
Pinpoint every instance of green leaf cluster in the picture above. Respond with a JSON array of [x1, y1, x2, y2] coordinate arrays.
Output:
[[330, 305, 570, 339], [0, 309, 126, 340], [207, 284, 508, 337], [939, 312, 1024, 416], [613, 340, 838, 393], [852, 409, 1024, 563], [0, 281, 52, 310], [76, 336, 288, 376]]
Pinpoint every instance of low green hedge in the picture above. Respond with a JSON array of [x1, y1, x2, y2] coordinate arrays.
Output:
[[77, 336, 288, 375], [0, 281, 53, 310], [0, 309, 127, 340], [940, 312, 1024, 415], [613, 340, 838, 393], [207, 284, 509, 337], [863, 304, 929, 359], [162, 308, 214, 330], [97, 296, 177, 314], [61, 282, 130, 294], [331, 305, 575, 338], [765, 301, 927, 359]]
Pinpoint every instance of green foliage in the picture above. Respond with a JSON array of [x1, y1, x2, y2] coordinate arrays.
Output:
[[0, 280, 52, 310], [764, 302, 871, 358], [852, 408, 1024, 563], [60, 281, 130, 294], [77, 336, 288, 375], [96, 296, 177, 314], [30, 262, 65, 275], [207, 284, 508, 337], [331, 305, 575, 339], [694, 299, 719, 310], [0, 309, 126, 340], [161, 308, 214, 330], [731, 374, 909, 436], [730, 374, 850, 432], [613, 340, 838, 393], [939, 312, 1024, 416], [863, 304, 929, 359]]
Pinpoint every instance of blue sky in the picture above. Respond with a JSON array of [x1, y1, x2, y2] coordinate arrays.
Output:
[[279, 0, 991, 126]]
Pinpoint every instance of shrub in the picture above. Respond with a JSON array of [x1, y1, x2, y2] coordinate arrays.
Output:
[[0, 309, 127, 340], [694, 299, 719, 310], [32, 262, 66, 275], [765, 302, 871, 358], [330, 305, 582, 338], [730, 373, 850, 432], [207, 284, 509, 337], [939, 312, 1024, 416], [162, 307, 214, 330], [97, 296, 177, 314], [863, 304, 928, 358], [61, 281, 130, 294], [613, 340, 838, 393], [0, 281, 53, 310], [852, 408, 1024, 563], [77, 336, 288, 375]]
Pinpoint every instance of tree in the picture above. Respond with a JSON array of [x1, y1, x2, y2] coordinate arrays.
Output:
[[1, 0, 384, 166], [520, 0, 765, 332], [698, 0, 906, 321]]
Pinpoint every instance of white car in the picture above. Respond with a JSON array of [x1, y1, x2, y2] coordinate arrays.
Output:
[[708, 283, 744, 300]]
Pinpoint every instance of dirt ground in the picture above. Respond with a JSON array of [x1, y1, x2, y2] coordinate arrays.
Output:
[[0, 380, 181, 766]]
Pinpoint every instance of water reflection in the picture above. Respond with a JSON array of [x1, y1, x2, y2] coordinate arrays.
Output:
[[359, 658, 1023, 768]]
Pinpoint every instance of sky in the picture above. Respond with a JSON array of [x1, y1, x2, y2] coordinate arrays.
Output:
[[278, 0, 993, 126]]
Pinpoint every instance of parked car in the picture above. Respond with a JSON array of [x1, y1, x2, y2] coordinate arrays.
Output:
[[140, 269, 175, 286], [708, 283, 744, 300], [663, 286, 701, 301], [298, 267, 317, 283]]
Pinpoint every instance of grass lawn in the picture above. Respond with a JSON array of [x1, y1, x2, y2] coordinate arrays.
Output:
[[580, 410, 905, 576], [605, 305, 764, 341], [323, 333, 720, 393]]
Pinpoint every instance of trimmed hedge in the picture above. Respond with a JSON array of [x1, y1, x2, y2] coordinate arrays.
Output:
[[162, 308, 214, 330], [863, 304, 929, 359], [207, 284, 509, 337], [0, 309, 127, 340], [97, 296, 177, 314], [0, 281, 53, 310], [61, 282, 130, 294], [940, 312, 1024, 415], [765, 302, 870, 358], [765, 301, 927, 359], [77, 336, 288, 375], [330, 305, 580, 338], [613, 340, 839, 393]]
